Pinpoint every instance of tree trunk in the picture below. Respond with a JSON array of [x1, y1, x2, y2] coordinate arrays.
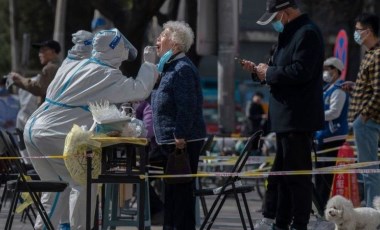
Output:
[[182, 0, 200, 66]]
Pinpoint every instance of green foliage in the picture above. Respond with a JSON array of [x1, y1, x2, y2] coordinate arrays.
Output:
[[20, 0, 55, 70], [64, 0, 93, 53], [0, 0, 95, 75], [0, 0, 55, 74]]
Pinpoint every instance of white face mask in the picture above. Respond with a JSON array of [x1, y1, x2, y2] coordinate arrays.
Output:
[[354, 29, 369, 46], [354, 31, 364, 45], [323, 70, 333, 83]]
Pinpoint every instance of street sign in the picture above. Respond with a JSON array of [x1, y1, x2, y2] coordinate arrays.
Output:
[[334, 30, 349, 80]]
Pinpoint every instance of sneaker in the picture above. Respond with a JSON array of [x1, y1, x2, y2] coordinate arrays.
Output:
[[254, 218, 275, 230]]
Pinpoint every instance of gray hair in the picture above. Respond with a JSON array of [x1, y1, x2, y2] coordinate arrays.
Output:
[[163, 21, 194, 53]]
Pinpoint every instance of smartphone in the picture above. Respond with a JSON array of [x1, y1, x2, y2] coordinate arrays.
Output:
[[234, 56, 246, 65]]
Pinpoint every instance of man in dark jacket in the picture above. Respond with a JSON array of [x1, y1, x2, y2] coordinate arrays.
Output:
[[242, 0, 324, 229]]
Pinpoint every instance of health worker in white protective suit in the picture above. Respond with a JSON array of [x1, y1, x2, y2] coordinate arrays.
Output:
[[39, 29, 94, 230], [24, 28, 158, 230], [16, 31, 93, 172], [65, 30, 94, 62]]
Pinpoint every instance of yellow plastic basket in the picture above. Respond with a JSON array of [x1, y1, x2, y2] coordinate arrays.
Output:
[[63, 124, 102, 185]]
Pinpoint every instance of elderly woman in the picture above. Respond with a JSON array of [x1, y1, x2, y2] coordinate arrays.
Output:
[[151, 21, 206, 230]]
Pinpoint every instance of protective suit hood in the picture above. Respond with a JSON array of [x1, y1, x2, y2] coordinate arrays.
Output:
[[91, 28, 137, 68], [67, 30, 94, 60]]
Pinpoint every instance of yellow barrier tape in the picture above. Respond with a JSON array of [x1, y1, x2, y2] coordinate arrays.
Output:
[[213, 136, 249, 141], [200, 156, 357, 164], [2, 157, 379, 181], [146, 168, 380, 179], [0, 155, 68, 160], [212, 136, 355, 141], [146, 161, 380, 179], [118, 161, 380, 179], [0, 155, 364, 163], [0, 155, 349, 162]]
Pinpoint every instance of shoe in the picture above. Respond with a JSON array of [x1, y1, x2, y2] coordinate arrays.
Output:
[[59, 223, 70, 230], [151, 210, 164, 225], [254, 218, 274, 230]]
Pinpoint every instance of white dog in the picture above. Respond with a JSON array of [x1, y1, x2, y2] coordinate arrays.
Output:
[[325, 195, 380, 230]]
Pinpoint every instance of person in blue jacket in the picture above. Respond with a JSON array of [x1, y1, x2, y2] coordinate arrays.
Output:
[[151, 21, 206, 230], [315, 57, 349, 210]]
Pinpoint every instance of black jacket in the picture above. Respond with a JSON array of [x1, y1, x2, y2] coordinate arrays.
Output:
[[265, 14, 324, 133]]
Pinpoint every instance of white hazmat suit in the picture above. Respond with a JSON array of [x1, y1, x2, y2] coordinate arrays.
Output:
[[16, 76, 39, 165], [42, 30, 95, 230], [24, 28, 158, 229], [66, 30, 94, 62]]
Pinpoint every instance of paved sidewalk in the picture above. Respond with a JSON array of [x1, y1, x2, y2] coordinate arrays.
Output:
[[0, 182, 324, 229]]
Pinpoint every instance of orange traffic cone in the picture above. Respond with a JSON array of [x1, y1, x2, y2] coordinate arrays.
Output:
[[330, 142, 361, 207]]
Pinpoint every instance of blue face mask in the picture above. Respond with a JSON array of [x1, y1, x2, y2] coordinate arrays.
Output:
[[157, 49, 173, 72], [271, 13, 284, 33], [354, 31, 363, 45], [272, 21, 284, 33]]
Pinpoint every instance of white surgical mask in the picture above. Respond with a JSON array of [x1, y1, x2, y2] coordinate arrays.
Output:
[[354, 29, 368, 46], [323, 71, 333, 83], [354, 31, 363, 45]]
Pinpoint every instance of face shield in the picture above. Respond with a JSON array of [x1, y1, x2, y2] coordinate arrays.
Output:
[[92, 28, 138, 66], [107, 28, 137, 61]]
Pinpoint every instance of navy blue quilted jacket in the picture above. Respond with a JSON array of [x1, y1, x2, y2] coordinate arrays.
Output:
[[151, 55, 206, 144]]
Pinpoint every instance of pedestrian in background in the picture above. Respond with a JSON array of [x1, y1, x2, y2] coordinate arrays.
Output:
[[242, 0, 325, 229], [315, 57, 349, 211], [246, 92, 267, 136], [348, 13, 380, 208], [10, 40, 61, 104]]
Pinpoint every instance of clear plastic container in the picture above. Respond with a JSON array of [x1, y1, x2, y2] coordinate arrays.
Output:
[[95, 117, 130, 134]]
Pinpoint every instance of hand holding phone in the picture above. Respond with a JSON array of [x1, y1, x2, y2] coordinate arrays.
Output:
[[234, 56, 245, 64], [237, 57, 257, 74]]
